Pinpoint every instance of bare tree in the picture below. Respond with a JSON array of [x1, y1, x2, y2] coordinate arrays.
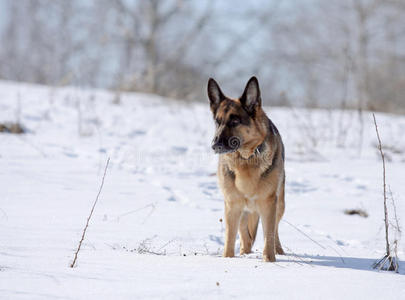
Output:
[[103, 0, 213, 99], [1, 0, 405, 108]]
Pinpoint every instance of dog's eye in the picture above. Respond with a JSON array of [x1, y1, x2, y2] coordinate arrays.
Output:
[[229, 117, 241, 127]]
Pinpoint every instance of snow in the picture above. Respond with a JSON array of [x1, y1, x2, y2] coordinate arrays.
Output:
[[0, 81, 404, 299]]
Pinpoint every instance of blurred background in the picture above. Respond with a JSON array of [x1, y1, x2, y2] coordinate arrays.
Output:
[[1, 0, 405, 112]]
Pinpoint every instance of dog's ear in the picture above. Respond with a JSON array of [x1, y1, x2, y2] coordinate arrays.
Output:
[[240, 76, 261, 116], [207, 78, 225, 114]]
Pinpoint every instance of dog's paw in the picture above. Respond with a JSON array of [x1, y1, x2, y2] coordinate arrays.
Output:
[[276, 246, 285, 255], [262, 254, 276, 262], [240, 248, 252, 255], [223, 251, 235, 258]]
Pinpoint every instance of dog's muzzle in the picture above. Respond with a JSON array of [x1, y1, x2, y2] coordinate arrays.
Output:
[[212, 136, 241, 154]]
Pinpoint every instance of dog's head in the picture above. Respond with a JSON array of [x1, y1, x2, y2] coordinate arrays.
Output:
[[207, 76, 266, 157]]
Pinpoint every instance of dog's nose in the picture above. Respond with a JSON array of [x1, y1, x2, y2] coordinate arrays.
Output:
[[212, 142, 224, 153]]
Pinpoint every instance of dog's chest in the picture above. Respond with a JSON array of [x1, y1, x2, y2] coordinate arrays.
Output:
[[234, 166, 261, 198], [243, 193, 259, 211]]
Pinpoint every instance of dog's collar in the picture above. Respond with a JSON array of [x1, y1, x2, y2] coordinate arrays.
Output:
[[254, 141, 265, 155], [242, 141, 265, 159], [238, 141, 266, 160]]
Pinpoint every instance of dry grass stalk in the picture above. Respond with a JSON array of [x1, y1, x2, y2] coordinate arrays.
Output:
[[70, 157, 110, 268], [372, 114, 398, 272]]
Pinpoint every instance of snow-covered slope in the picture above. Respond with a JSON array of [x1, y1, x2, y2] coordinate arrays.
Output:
[[0, 81, 404, 299]]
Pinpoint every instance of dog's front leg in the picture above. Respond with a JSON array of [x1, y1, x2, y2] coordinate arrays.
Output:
[[258, 195, 277, 262], [223, 201, 242, 258]]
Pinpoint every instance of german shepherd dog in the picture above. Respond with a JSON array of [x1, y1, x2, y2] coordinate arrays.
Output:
[[207, 76, 285, 262]]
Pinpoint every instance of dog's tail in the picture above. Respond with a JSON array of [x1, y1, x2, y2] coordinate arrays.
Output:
[[247, 212, 259, 244]]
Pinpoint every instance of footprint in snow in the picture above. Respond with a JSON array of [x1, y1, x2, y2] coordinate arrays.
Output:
[[287, 180, 317, 194], [209, 234, 224, 246], [128, 129, 146, 137], [171, 146, 187, 154], [63, 152, 78, 158]]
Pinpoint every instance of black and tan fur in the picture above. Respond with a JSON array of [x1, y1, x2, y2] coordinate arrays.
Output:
[[208, 76, 285, 262]]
